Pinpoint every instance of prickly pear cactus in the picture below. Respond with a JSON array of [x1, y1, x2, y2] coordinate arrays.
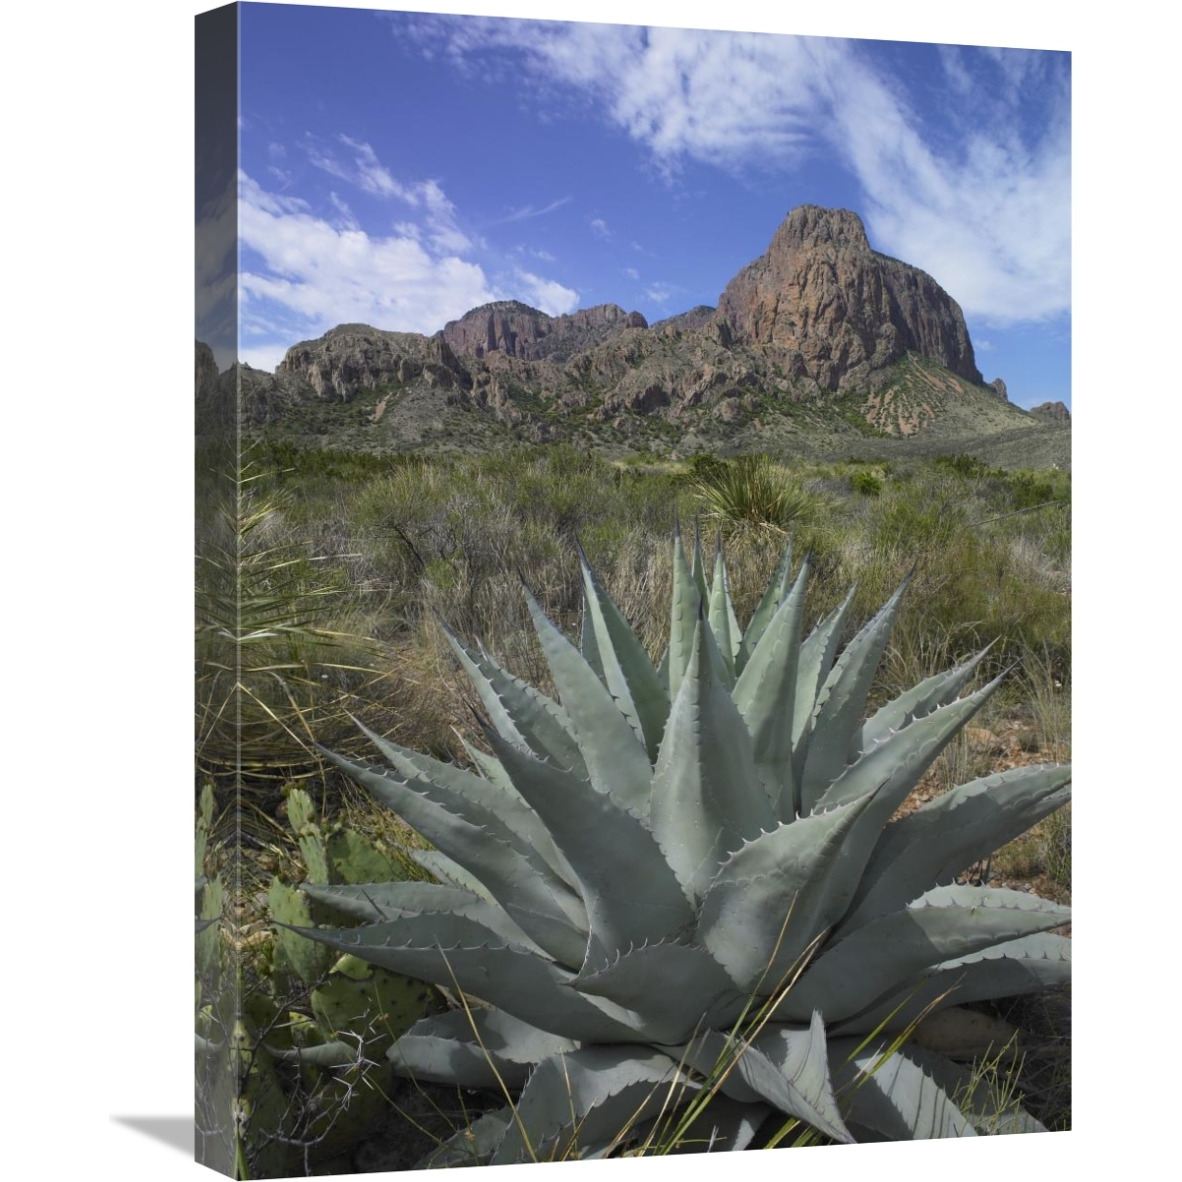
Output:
[[287, 528, 1070, 1160]]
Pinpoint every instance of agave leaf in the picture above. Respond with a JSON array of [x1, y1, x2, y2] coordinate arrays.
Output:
[[651, 616, 774, 902], [900, 1044, 1048, 1135], [572, 941, 744, 1043], [808, 672, 1005, 821], [580, 599, 606, 683], [352, 718, 575, 887], [391, 1008, 578, 1091], [843, 763, 1072, 930], [691, 520, 710, 603], [285, 913, 644, 1044], [792, 585, 857, 754], [405, 848, 494, 901], [490, 1046, 697, 1164], [668, 521, 702, 703], [856, 646, 992, 757], [736, 537, 794, 673], [668, 1013, 853, 1144], [419, 1108, 513, 1168], [524, 584, 653, 817], [834, 933, 1072, 1036], [661, 1096, 772, 1153], [318, 748, 588, 966], [483, 726, 696, 966], [577, 542, 670, 762], [695, 794, 875, 992], [707, 533, 740, 676], [800, 574, 912, 806], [780, 885, 1071, 1023], [828, 1041, 977, 1139], [732, 556, 810, 819], [441, 623, 586, 777], [300, 880, 495, 925]]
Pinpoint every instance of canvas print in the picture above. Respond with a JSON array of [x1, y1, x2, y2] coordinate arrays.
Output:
[[196, 4, 1071, 1176]]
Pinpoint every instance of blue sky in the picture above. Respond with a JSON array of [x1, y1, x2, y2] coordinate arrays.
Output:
[[237, 4, 1071, 409]]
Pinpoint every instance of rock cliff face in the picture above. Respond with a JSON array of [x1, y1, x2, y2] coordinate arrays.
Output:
[[276, 323, 469, 401], [716, 206, 982, 392], [1029, 400, 1071, 423], [440, 301, 647, 362]]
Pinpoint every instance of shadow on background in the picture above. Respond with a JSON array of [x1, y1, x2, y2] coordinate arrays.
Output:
[[112, 1117, 192, 1156]]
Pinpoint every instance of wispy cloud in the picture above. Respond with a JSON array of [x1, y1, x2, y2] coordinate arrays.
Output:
[[305, 134, 475, 254], [402, 18, 1070, 325], [644, 282, 674, 305], [498, 196, 571, 222], [590, 217, 611, 240]]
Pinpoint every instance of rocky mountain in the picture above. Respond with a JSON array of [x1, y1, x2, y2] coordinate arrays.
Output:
[[717, 206, 981, 392], [1029, 400, 1071, 424], [220, 205, 1068, 466], [440, 301, 648, 362]]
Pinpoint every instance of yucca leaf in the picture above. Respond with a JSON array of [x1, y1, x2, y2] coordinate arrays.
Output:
[[780, 886, 1071, 1023], [577, 542, 670, 762], [828, 1042, 977, 1139], [843, 763, 1072, 930], [651, 616, 774, 903], [695, 794, 875, 992], [524, 584, 653, 817], [732, 556, 810, 819], [490, 1046, 697, 1164], [483, 726, 696, 967], [800, 574, 912, 805]]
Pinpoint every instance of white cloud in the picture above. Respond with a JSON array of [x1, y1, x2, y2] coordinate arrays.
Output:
[[407, 19, 1070, 325], [644, 282, 673, 304], [624, 266, 640, 280], [514, 270, 580, 316], [499, 196, 571, 222], [306, 135, 474, 254], [590, 217, 611, 239], [237, 171, 499, 358]]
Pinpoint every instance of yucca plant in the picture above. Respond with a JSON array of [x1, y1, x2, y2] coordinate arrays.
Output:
[[285, 526, 1070, 1160]]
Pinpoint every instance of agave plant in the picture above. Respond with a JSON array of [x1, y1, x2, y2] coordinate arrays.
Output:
[[287, 527, 1071, 1160]]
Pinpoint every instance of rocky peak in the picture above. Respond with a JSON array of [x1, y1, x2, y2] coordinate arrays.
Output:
[[1029, 400, 1071, 423], [276, 323, 468, 401], [717, 205, 983, 393], [440, 301, 647, 363]]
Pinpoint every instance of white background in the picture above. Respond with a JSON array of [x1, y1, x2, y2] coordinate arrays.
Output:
[[1, 0, 1167, 1178]]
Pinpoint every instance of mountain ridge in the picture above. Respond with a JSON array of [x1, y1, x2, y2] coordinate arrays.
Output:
[[219, 205, 1068, 466]]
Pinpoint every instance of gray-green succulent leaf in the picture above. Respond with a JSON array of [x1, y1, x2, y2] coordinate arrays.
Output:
[[299, 529, 1070, 1153]]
